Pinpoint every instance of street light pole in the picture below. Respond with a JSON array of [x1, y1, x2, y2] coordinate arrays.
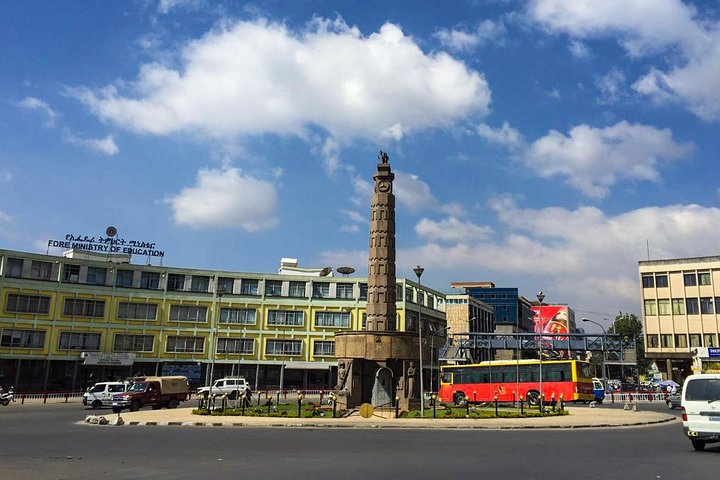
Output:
[[582, 318, 608, 382], [536, 291, 545, 407], [413, 265, 425, 416]]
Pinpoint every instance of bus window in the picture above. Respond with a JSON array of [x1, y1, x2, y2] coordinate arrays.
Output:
[[440, 372, 452, 384]]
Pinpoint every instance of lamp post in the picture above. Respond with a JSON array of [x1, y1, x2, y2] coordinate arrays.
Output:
[[536, 291, 545, 408], [207, 288, 225, 403], [430, 326, 451, 396], [582, 318, 608, 382], [413, 265, 425, 416]]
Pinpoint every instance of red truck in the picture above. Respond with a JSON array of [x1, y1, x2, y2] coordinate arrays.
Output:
[[110, 376, 189, 413]]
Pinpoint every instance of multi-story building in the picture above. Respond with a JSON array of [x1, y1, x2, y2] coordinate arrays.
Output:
[[0, 248, 446, 392], [442, 292, 495, 362], [639, 256, 720, 382], [450, 282, 535, 334]]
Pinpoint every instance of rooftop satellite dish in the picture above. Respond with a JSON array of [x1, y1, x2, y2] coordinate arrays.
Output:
[[106, 226, 117, 237], [336, 266, 355, 276], [319, 267, 332, 276]]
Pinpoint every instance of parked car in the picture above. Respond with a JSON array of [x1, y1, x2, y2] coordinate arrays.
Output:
[[83, 381, 129, 409], [196, 377, 250, 400], [666, 389, 681, 409], [681, 374, 720, 451], [110, 376, 189, 413]]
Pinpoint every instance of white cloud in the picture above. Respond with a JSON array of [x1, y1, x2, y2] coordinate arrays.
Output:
[[340, 209, 366, 224], [350, 175, 372, 207], [165, 167, 279, 231], [18, 97, 58, 127], [595, 68, 626, 104], [157, 0, 202, 15], [393, 171, 436, 211], [525, 121, 692, 198], [415, 216, 493, 243], [434, 20, 506, 52], [528, 0, 720, 121], [73, 18, 490, 144], [340, 224, 360, 233], [0, 171, 12, 183], [568, 39, 590, 59], [0, 210, 11, 223], [63, 133, 119, 156], [476, 121, 523, 147]]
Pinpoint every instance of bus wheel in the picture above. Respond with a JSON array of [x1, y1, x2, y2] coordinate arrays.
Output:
[[526, 390, 540, 406], [454, 392, 467, 406]]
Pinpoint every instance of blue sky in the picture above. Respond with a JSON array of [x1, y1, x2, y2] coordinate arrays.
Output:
[[2, 0, 719, 328]]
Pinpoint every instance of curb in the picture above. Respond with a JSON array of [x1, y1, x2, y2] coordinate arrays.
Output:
[[83, 415, 676, 430]]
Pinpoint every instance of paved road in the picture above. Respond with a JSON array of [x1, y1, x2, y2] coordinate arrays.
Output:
[[0, 403, 714, 480]]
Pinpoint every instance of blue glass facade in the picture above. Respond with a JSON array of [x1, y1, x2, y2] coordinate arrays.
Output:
[[463, 287, 534, 332]]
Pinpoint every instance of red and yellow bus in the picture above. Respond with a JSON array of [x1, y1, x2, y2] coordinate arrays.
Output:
[[439, 359, 594, 405]]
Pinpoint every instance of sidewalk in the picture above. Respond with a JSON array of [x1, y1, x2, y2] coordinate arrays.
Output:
[[85, 405, 677, 430]]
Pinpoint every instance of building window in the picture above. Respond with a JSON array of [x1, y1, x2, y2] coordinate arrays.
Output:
[[86, 267, 107, 285], [62, 264, 80, 283], [117, 302, 158, 321], [265, 280, 282, 297], [396, 286, 403, 301], [359, 283, 368, 301], [1, 328, 45, 348], [190, 275, 210, 292], [140, 271, 160, 289], [700, 297, 714, 314], [241, 279, 259, 295], [63, 298, 105, 317], [265, 339, 302, 355], [288, 281, 306, 298], [167, 273, 185, 291], [643, 299, 657, 316], [168, 305, 207, 323], [647, 334, 659, 348], [58, 332, 101, 351], [217, 337, 254, 354], [684, 273, 697, 286], [5, 293, 51, 314], [704, 334, 717, 347], [5, 258, 23, 277], [219, 308, 256, 325], [313, 340, 335, 357], [428, 295, 435, 309], [655, 274, 668, 288], [672, 298, 685, 315], [690, 334, 702, 348], [675, 334, 688, 348], [336, 283, 354, 299], [657, 299, 671, 315], [113, 334, 154, 352], [217, 277, 234, 294], [686, 298, 700, 315], [315, 311, 351, 328], [642, 275, 654, 288], [660, 334, 673, 348], [116, 269, 134, 287], [362, 313, 367, 329], [267, 310, 304, 326], [417, 291, 425, 306], [166, 335, 204, 353], [312, 282, 330, 299], [30, 260, 52, 280], [699, 272, 711, 286]]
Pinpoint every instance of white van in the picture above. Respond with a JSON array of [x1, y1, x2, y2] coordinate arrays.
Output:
[[83, 381, 129, 409], [681, 374, 720, 451]]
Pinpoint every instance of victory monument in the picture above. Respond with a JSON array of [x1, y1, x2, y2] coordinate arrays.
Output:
[[334, 151, 426, 412]]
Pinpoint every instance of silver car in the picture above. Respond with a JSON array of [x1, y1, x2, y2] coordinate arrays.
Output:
[[666, 389, 681, 409]]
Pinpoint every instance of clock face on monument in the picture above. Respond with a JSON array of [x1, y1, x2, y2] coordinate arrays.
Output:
[[377, 180, 390, 193]]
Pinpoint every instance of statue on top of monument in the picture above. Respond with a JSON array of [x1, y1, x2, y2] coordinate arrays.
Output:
[[378, 150, 389, 164]]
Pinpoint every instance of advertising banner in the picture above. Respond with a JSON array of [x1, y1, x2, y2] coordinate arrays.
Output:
[[531, 305, 569, 339]]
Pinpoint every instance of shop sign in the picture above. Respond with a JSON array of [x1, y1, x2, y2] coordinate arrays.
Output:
[[82, 352, 136, 366]]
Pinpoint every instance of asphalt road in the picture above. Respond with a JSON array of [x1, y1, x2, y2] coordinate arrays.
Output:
[[0, 402, 715, 480]]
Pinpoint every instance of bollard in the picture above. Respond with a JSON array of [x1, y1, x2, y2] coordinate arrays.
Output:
[[539, 394, 544, 414], [65, 393, 69, 403], [559, 394, 564, 412], [466, 397, 470, 417], [494, 394, 498, 417], [297, 393, 304, 418], [21, 394, 25, 405], [44, 393, 47, 404], [520, 396, 524, 415], [332, 393, 337, 418], [551, 393, 556, 412], [432, 394, 437, 418], [395, 395, 400, 419], [241, 393, 246, 416], [266, 396, 272, 416]]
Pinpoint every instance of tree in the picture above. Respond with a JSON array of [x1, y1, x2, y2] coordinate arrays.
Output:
[[608, 312, 651, 376]]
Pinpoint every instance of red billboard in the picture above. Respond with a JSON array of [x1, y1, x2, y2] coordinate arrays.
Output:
[[532, 305, 570, 338]]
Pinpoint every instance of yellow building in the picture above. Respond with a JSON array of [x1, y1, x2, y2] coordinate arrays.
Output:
[[0, 249, 446, 392], [639, 256, 720, 382]]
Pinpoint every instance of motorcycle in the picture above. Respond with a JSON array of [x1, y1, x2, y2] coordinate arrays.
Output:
[[0, 386, 15, 406]]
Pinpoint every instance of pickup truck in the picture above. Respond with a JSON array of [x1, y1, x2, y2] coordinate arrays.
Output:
[[110, 376, 189, 413], [196, 377, 250, 400]]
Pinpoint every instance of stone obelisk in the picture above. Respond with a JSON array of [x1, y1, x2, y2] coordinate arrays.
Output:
[[334, 151, 422, 412]]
